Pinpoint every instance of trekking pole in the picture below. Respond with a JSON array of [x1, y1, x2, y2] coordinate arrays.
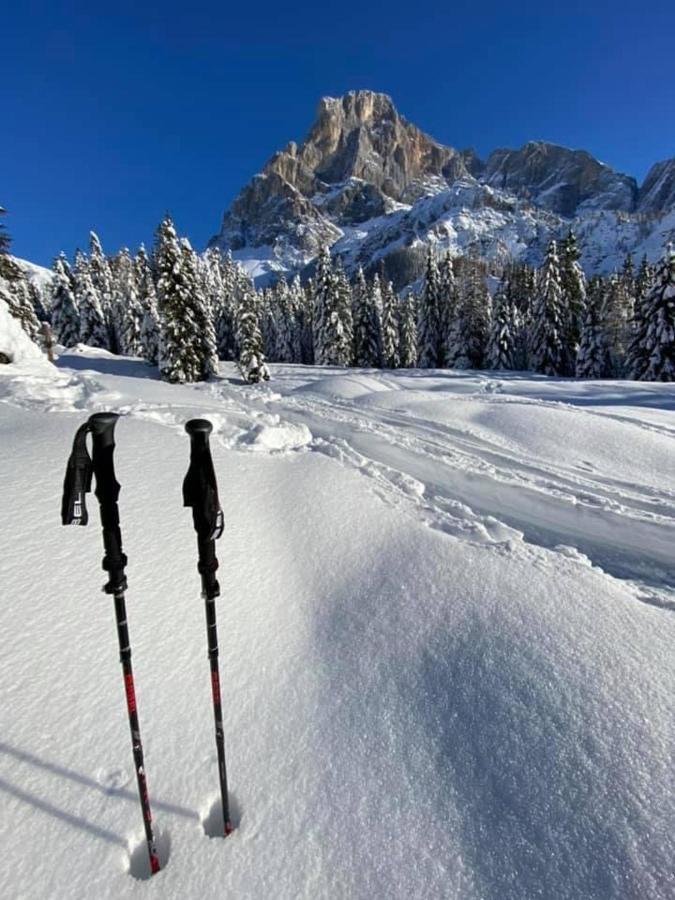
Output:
[[62, 412, 160, 875], [182, 418, 233, 836]]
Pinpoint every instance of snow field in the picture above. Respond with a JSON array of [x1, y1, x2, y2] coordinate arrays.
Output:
[[0, 349, 673, 899]]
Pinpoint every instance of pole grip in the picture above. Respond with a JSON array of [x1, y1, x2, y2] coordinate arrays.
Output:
[[89, 412, 127, 594], [89, 412, 120, 449], [183, 418, 223, 599], [185, 418, 213, 442]]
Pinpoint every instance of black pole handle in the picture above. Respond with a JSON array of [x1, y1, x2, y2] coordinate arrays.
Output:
[[87, 412, 127, 594], [185, 418, 213, 442], [183, 418, 223, 599], [88, 412, 120, 448]]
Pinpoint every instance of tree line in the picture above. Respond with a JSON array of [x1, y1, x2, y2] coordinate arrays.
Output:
[[2, 207, 674, 383]]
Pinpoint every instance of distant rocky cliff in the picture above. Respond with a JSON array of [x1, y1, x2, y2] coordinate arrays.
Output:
[[210, 90, 675, 289]]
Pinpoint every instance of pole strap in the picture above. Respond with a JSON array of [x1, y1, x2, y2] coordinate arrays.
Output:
[[61, 423, 93, 525]]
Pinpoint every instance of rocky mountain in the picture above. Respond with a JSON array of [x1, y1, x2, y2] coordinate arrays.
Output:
[[480, 142, 637, 217], [210, 90, 675, 289], [638, 159, 675, 214]]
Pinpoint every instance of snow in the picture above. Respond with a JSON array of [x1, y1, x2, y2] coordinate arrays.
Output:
[[0, 297, 46, 365], [1, 350, 674, 899], [11, 256, 54, 292]]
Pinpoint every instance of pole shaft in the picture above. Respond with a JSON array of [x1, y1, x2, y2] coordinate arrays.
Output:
[[203, 591, 233, 835], [114, 593, 160, 874]]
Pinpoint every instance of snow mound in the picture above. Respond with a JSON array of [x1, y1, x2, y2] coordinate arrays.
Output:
[[237, 419, 313, 452], [295, 372, 393, 401], [0, 298, 45, 365]]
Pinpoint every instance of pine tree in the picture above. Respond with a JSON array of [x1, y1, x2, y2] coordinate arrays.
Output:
[[0, 256, 41, 341], [236, 280, 270, 383], [136, 245, 160, 365], [417, 248, 442, 368], [89, 232, 116, 351], [213, 251, 237, 360], [640, 244, 675, 381], [381, 279, 400, 368], [271, 278, 297, 363], [486, 273, 517, 370], [73, 250, 108, 348], [559, 230, 586, 372], [398, 295, 418, 368], [352, 267, 381, 367], [447, 256, 490, 369], [625, 257, 653, 380], [312, 246, 351, 366], [111, 248, 144, 357], [528, 241, 566, 376], [155, 216, 202, 382], [50, 253, 80, 347], [334, 259, 354, 364], [576, 279, 612, 378], [289, 274, 311, 364], [438, 253, 458, 365], [601, 274, 632, 376]]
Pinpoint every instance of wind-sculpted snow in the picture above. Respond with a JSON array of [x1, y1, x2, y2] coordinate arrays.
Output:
[[0, 349, 673, 898]]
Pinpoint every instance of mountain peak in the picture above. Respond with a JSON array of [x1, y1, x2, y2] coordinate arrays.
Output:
[[210, 92, 675, 287]]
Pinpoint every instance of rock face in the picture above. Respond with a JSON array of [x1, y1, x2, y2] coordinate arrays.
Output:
[[638, 159, 675, 214], [210, 90, 675, 288], [481, 142, 638, 217]]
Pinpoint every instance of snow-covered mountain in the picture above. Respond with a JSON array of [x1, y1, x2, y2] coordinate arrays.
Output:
[[209, 90, 675, 288]]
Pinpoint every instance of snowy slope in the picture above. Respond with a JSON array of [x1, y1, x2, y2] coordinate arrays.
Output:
[[0, 349, 674, 899]]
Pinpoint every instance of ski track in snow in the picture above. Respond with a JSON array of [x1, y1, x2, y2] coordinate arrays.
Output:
[[1, 351, 675, 899], [3, 355, 675, 603], [264, 375, 675, 602]]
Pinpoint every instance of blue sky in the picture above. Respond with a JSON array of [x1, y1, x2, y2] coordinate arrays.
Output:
[[4, 0, 674, 266]]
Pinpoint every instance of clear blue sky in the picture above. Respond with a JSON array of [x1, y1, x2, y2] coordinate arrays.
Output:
[[4, 0, 674, 266]]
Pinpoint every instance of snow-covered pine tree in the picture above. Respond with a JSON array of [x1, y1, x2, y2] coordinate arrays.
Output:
[[398, 294, 418, 368], [312, 246, 351, 366], [601, 274, 632, 376], [352, 266, 381, 367], [201, 247, 226, 354], [576, 277, 612, 378], [73, 250, 108, 348], [620, 253, 636, 302], [28, 279, 50, 324], [625, 257, 653, 379], [136, 245, 160, 365], [88, 232, 116, 352], [639, 244, 675, 381], [334, 259, 354, 365], [447, 255, 490, 369], [301, 277, 316, 364], [417, 247, 442, 368], [271, 278, 296, 363], [559, 230, 586, 371], [184, 238, 218, 379], [438, 253, 457, 365], [50, 253, 80, 347], [235, 279, 270, 383], [155, 216, 204, 383], [212, 251, 237, 361], [0, 255, 41, 341], [636, 255, 653, 304], [259, 287, 278, 360], [381, 278, 400, 368], [528, 241, 566, 376], [485, 272, 517, 370], [112, 248, 144, 357]]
